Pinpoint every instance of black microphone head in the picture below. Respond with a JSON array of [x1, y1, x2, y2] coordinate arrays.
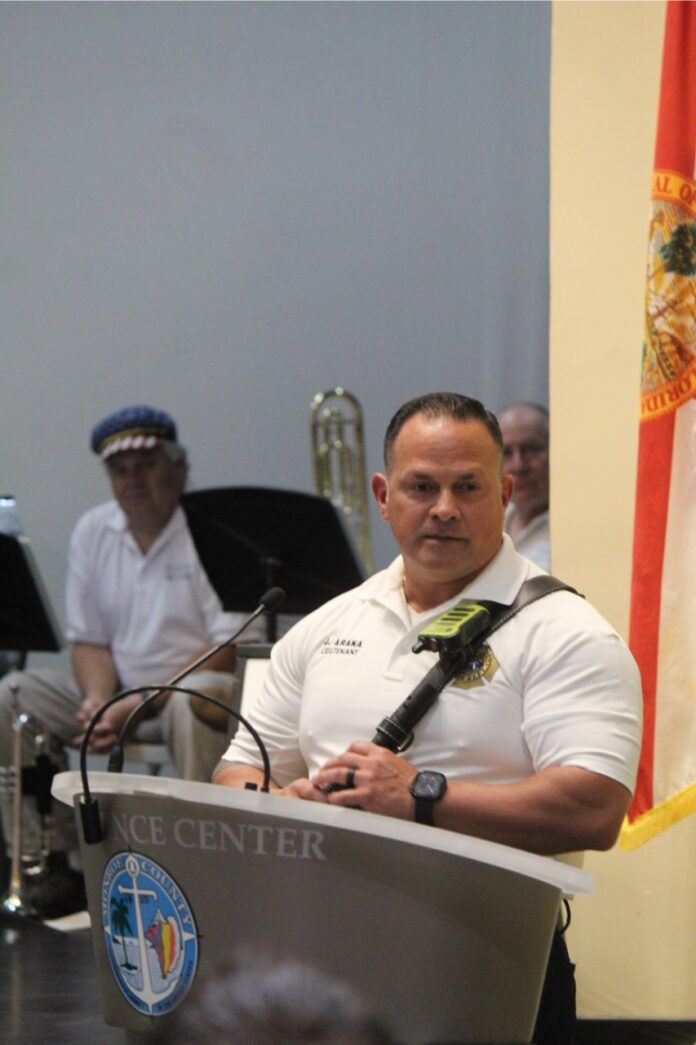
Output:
[[260, 587, 285, 612]]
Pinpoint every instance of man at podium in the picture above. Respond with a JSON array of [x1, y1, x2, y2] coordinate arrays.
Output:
[[214, 391, 642, 1045]]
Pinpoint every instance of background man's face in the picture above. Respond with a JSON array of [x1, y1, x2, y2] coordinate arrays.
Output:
[[499, 405, 549, 519], [372, 414, 512, 601], [106, 446, 185, 532]]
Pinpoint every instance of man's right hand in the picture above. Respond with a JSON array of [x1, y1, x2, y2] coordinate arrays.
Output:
[[279, 778, 330, 803], [213, 763, 330, 804], [73, 693, 142, 753]]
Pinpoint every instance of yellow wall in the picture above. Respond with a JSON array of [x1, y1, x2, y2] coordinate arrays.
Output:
[[551, 0, 696, 1018]]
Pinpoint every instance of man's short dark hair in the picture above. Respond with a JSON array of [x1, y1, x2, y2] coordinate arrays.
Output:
[[383, 392, 503, 470]]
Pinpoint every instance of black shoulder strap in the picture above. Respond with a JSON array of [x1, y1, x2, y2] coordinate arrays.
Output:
[[371, 576, 583, 753], [480, 574, 582, 641]]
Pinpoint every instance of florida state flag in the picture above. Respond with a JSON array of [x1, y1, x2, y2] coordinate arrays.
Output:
[[621, 0, 696, 849]]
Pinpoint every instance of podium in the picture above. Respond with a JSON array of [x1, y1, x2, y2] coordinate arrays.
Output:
[[52, 771, 593, 1044]]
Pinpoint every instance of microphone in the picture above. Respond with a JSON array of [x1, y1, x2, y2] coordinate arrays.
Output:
[[372, 600, 492, 753], [79, 685, 274, 845], [107, 586, 285, 772], [256, 586, 286, 615], [78, 587, 284, 844]]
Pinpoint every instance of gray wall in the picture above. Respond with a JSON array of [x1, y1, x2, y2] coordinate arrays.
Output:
[[1, 1, 550, 655]]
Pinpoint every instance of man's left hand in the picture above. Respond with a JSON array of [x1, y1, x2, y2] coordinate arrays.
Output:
[[311, 741, 416, 819]]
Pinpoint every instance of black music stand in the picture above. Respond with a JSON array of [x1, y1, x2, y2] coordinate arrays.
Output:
[[0, 534, 63, 665], [181, 487, 366, 641]]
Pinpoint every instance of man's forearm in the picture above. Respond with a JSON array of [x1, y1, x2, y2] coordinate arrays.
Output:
[[419, 766, 632, 855], [71, 642, 119, 704], [213, 762, 279, 791], [71, 643, 146, 748]]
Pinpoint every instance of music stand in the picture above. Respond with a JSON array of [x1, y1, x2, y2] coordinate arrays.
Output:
[[0, 534, 63, 666], [181, 487, 366, 641]]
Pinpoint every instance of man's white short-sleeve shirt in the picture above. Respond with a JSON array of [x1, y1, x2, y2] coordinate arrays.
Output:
[[65, 501, 249, 689], [505, 507, 550, 572], [222, 536, 642, 792]]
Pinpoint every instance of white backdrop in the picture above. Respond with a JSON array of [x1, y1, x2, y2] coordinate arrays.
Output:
[[1, 1, 550, 656]]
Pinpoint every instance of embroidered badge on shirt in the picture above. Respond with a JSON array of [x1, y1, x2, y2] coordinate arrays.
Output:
[[451, 645, 499, 690]]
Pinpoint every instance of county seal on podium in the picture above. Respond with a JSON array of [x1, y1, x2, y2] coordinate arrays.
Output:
[[101, 851, 199, 1017]]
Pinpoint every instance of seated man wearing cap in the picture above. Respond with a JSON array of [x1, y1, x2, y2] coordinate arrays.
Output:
[[0, 405, 258, 918]]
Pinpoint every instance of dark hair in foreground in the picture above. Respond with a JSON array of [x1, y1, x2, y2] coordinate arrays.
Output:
[[150, 952, 396, 1045], [383, 392, 503, 470]]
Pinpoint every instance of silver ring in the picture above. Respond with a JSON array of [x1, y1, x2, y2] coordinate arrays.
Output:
[[345, 767, 356, 790]]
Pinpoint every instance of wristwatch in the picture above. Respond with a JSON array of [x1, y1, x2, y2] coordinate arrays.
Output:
[[409, 770, 447, 826]]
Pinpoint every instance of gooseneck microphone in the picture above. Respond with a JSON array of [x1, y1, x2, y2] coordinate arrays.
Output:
[[78, 587, 284, 844], [107, 585, 285, 773]]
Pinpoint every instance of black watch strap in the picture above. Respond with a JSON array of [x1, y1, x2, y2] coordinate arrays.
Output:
[[413, 794, 437, 826]]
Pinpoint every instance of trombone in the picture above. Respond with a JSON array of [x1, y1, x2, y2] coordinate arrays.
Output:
[[310, 388, 374, 575]]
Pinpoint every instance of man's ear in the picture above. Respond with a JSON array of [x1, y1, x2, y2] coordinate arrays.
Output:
[[502, 473, 514, 508], [371, 472, 389, 521]]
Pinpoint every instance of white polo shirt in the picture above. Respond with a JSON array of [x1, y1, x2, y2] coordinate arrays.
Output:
[[505, 507, 550, 572], [65, 501, 256, 689], [222, 536, 642, 793]]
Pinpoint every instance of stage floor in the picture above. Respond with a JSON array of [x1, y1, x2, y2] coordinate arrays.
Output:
[[0, 912, 124, 1045]]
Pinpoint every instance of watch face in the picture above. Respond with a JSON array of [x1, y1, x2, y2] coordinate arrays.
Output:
[[412, 771, 446, 800]]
